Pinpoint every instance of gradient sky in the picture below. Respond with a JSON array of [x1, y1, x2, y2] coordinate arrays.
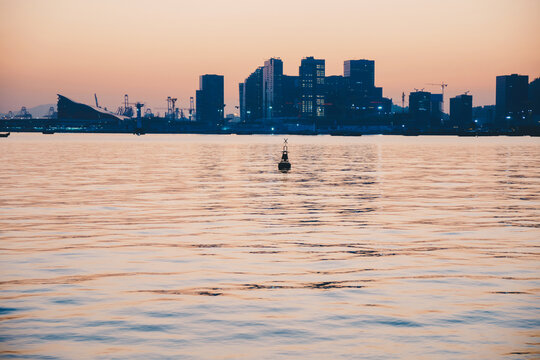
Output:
[[1, 0, 539, 115]]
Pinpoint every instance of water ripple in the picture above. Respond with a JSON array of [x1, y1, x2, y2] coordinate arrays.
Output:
[[1, 134, 539, 359]]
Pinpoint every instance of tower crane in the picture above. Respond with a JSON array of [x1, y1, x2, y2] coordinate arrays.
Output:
[[426, 82, 448, 110], [427, 82, 448, 92], [427, 82, 448, 96]]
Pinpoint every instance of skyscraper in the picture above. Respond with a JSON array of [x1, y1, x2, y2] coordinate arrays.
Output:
[[238, 83, 244, 121], [430, 93, 443, 128], [282, 75, 300, 118], [342, 59, 388, 125], [299, 56, 325, 122], [196, 74, 224, 127], [530, 78, 540, 123], [344, 59, 375, 94], [409, 91, 431, 129], [324, 75, 347, 126], [263, 58, 283, 119], [496, 74, 529, 127], [240, 67, 264, 123], [450, 94, 473, 130]]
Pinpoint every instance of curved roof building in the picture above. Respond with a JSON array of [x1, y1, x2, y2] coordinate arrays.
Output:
[[57, 94, 128, 121]]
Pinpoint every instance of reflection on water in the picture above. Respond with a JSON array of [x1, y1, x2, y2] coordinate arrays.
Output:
[[1, 134, 539, 359]]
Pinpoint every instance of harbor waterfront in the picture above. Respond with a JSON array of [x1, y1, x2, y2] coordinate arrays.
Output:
[[0, 134, 539, 359]]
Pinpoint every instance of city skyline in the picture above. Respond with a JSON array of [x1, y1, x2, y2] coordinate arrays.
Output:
[[1, 0, 539, 114]]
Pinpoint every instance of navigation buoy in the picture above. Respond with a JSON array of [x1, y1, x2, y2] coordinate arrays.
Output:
[[278, 138, 291, 172]]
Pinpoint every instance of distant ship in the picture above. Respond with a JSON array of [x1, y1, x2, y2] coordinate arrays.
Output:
[[278, 138, 291, 172], [0, 132, 10, 137], [330, 130, 362, 136]]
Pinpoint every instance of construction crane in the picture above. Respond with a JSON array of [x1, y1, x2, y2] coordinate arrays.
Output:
[[426, 82, 448, 111], [427, 82, 448, 96]]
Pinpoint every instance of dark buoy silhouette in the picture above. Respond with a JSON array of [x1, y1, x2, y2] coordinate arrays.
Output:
[[278, 138, 291, 172]]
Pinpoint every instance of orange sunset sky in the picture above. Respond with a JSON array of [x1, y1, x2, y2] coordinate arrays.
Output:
[[1, 0, 539, 115]]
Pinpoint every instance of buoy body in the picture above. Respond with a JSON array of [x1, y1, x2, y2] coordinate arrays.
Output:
[[278, 160, 291, 171], [278, 138, 291, 172]]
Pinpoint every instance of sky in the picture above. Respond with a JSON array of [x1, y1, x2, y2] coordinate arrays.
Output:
[[0, 0, 539, 115]]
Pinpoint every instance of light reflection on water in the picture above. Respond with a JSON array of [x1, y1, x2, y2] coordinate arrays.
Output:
[[0, 134, 539, 359]]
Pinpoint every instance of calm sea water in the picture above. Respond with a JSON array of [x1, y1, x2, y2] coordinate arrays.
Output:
[[0, 134, 539, 359]]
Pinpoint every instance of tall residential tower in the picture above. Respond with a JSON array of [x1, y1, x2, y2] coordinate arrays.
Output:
[[496, 74, 529, 127], [299, 56, 325, 121], [262, 58, 284, 119], [196, 74, 224, 127]]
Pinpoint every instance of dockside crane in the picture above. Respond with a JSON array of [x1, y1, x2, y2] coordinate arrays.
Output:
[[169, 96, 195, 120], [181, 97, 195, 121], [149, 96, 194, 120], [118, 94, 145, 118]]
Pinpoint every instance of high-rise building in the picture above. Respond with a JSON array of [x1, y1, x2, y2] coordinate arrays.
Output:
[[238, 83, 244, 121], [496, 74, 529, 127], [325, 75, 348, 126], [450, 94, 473, 130], [529, 77, 540, 122], [430, 93, 443, 128], [299, 56, 325, 122], [263, 58, 283, 119], [196, 74, 224, 126], [341, 59, 391, 125], [240, 67, 264, 123], [344, 59, 375, 96], [473, 105, 496, 128], [409, 91, 432, 129], [282, 75, 300, 118]]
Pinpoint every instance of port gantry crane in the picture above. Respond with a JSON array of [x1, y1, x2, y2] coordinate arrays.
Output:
[[155, 96, 194, 120], [118, 94, 145, 118], [173, 96, 195, 121]]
